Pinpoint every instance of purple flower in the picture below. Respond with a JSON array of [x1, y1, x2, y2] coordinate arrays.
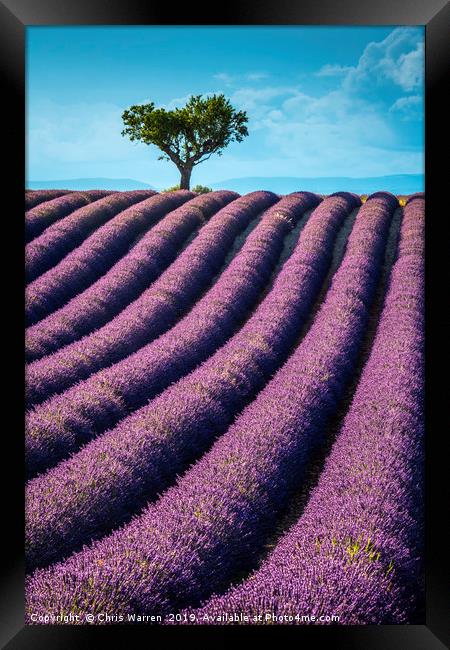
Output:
[[182, 196, 424, 625], [26, 190, 155, 305], [25, 193, 399, 623], [28, 192, 362, 569], [25, 191, 237, 361], [26, 191, 193, 323], [25, 191, 315, 476]]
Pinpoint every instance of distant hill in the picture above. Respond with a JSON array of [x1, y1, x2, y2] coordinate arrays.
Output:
[[27, 178, 155, 191], [27, 174, 424, 195], [210, 174, 424, 195]]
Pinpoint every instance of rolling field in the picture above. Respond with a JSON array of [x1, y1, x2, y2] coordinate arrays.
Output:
[[25, 188, 424, 625]]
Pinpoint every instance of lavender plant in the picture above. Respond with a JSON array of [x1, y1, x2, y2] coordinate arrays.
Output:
[[28, 192, 362, 569], [184, 195, 424, 625], [25, 191, 275, 408], [25, 190, 155, 295], [26, 191, 113, 241], [25, 191, 193, 322], [25, 191, 300, 474], [25, 193, 397, 621], [25, 191, 236, 361], [25, 190, 74, 213]]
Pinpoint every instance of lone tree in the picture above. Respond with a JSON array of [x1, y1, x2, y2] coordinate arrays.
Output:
[[121, 94, 249, 190]]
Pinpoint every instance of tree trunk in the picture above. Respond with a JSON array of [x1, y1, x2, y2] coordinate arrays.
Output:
[[179, 167, 192, 190]]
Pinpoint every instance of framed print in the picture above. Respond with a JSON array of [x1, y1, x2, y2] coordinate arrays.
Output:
[[1, 0, 448, 647]]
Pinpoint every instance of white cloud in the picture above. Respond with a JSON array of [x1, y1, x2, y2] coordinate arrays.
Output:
[[213, 71, 269, 85], [26, 99, 181, 184], [266, 109, 283, 121], [389, 94, 423, 121], [316, 64, 353, 77], [231, 86, 295, 108], [28, 29, 423, 184], [28, 101, 135, 164], [344, 27, 424, 94], [389, 43, 424, 91], [229, 86, 297, 125], [197, 134, 422, 181], [245, 72, 269, 81], [213, 72, 235, 85], [162, 94, 197, 110], [219, 29, 424, 177], [254, 87, 401, 175]]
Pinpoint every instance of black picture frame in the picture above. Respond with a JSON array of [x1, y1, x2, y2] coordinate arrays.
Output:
[[1, 1, 448, 647]]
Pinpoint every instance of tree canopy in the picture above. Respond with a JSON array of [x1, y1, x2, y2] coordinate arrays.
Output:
[[121, 94, 249, 189]]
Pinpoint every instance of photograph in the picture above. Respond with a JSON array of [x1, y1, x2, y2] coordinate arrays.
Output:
[[0, 0, 447, 646], [24, 23, 426, 626]]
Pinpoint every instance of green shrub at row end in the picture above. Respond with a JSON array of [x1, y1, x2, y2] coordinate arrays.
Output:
[[163, 184, 212, 194]]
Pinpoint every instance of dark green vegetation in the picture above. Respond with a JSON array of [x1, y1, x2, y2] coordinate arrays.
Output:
[[122, 94, 248, 190]]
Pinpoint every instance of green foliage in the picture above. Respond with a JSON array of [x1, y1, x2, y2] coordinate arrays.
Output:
[[121, 94, 249, 189], [161, 184, 212, 194], [192, 185, 212, 194]]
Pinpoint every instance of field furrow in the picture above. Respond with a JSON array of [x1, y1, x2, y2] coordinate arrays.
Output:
[[25, 190, 73, 212], [25, 191, 276, 408], [26, 193, 359, 569], [25, 190, 237, 361], [254, 200, 404, 568], [26, 191, 302, 474], [25, 192, 397, 620], [25, 191, 114, 242], [186, 196, 424, 625], [25, 191, 193, 324], [25, 190, 155, 298]]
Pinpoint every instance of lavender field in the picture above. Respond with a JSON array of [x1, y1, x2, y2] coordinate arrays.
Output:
[[25, 188, 424, 625]]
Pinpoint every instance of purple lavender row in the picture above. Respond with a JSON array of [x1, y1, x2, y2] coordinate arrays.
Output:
[[27, 192, 355, 570], [25, 190, 73, 212], [25, 190, 155, 294], [25, 191, 193, 325], [25, 191, 274, 408], [25, 191, 282, 474], [25, 191, 236, 362], [25, 191, 114, 242], [25, 193, 396, 622], [187, 196, 424, 625]]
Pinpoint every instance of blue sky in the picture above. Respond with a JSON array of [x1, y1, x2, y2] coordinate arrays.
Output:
[[26, 26, 424, 187]]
